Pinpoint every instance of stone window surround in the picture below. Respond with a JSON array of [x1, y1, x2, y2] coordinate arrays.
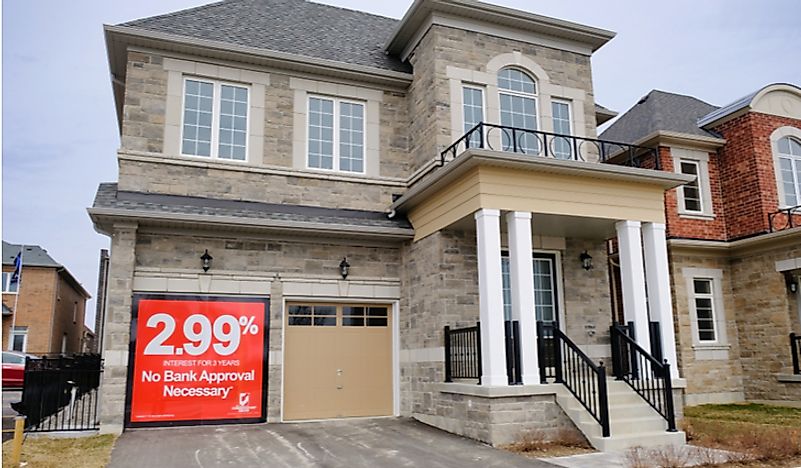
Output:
[[682, 267, 730, 360], [447, 51, 588, 147], [290, 77, 382, 178], [163, 57, 269, 166], [770, 126, 801, 208], [671, 147, 715, 220]]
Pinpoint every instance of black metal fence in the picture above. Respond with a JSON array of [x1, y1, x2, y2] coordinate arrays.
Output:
[[791, 333, 801, 375], [11, 354, 103, 432], [440, 122, 660, 170], [769, 204, 801, 232], [610, 325, 676, 432], [537, 321, 610, 437], [444, 324, 482, 382]]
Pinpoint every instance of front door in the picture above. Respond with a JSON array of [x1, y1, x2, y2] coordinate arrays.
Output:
[[501, 251, 561, 326]]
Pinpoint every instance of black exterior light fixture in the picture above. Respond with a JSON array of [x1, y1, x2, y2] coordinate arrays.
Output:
[[579, 250, 593, 271], [785, 271, 798, 294], [200, 249, 213, 272], [339, 257, 350, 279]]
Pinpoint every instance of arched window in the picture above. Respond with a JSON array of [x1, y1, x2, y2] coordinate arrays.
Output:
[[497, 68, 539, 154], [777, 136, 801, 206]]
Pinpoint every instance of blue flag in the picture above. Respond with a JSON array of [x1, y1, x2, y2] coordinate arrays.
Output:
[[10, 252, 21, 284]]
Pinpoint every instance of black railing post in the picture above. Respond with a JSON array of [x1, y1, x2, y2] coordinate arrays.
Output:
[[512, 321, 522, 385], [512, 128, 518, 153], [571, 136, 579, 161], [476, 322, 483, 385], [598, 362, 610, 438], [444, 326, 453, 383], [627, 321, 639, 379], [479, 123, 485, 149], [610, 325, 622, 380], [537, 321, 547, 384], [553, 328, 564, 384], [650, 321, 663, 364], [505, 320, 514, 385], [663, 360, 677, 432], [791, 333, 800, 375]]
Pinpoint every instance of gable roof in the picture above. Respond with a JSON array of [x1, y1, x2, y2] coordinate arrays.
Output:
[[600, 90, 720, 144], [119, 0, 411, 73]]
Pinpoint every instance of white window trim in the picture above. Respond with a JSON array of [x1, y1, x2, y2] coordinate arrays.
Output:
[[671, 147, 715, 219], [461, 84, 486, 146], [179, 76, 251, 163], [771, 127, 801, 209], [683, 267, 729, 360], [498, 67, 540, 128], [10, 327, 27, 352], [2, 272, 18, 294], [551, 99, 573, 136], [305, 95, 367, 175]]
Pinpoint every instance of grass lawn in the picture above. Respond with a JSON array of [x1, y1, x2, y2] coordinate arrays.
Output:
[[683, 403, 801, 467], [1, 434, 116, 468]]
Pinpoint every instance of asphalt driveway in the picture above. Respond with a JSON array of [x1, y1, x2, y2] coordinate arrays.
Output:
[[109, 417, 557, 468]]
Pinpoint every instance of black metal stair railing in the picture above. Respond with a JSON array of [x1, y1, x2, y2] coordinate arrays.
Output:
[[444, 324, 482, 382], [439, 122, 660, 170], [610, 324, 677, 432], [537, 321, 610, 438], [791, 333, 801, 375]]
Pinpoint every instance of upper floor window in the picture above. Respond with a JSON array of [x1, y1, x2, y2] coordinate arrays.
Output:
[[777, 136, 801, 207], [181, 78, 249, 161], [462, 86, 484, 147], [551, 100, 573, 160], [671, 148, 714, 218], [1, 272, 18, 293], [10, 327, 27, 352], [498, 68, 538, 153], [679, 160, 703, 213], [307, 96, 365, 174]]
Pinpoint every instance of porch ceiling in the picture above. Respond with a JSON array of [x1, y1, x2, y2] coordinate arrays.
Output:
[[392, 149, 693, 241]]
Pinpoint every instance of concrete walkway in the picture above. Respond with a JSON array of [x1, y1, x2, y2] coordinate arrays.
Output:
[[543, 444, 735, 468], [109, 418, 558, 468]]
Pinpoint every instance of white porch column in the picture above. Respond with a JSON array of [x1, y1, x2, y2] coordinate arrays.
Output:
[[475, 209, 508, 386], [506, 211, 539, 385], [615, 220, 651, 352], [642, 222, 680, 378]]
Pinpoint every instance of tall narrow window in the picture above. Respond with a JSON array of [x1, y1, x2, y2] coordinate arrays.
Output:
[[777, 136, 801, 206], [462, 86, 484, 147], [181, 78, 249, 161], [679, 160, 703, 212], [498, 68, 538, 154], [551, 100, 573, 160], [307, 96, 365, 173], [10, 327, 27, 352], [692, 279, 717, 342]]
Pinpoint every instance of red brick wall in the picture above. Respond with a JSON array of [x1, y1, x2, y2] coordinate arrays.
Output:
[[661, 146, 728, 241], [714, 113, 801, 240]]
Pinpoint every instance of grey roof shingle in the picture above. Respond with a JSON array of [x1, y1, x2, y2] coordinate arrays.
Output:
[[120, 0, 411, 73], [92, 183, 412, 231], [600, 90, 720, 144], [2, 241, 61, 268]]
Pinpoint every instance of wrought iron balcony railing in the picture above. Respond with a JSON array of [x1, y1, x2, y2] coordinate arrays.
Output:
[[769, 205, 801, 232], [440, 122, 661, 170]]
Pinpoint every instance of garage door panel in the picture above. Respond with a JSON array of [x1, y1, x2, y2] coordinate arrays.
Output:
[[283, 303, 392, 421]]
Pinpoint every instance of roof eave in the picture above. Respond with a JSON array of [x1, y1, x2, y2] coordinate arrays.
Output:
[[385, 0, 615, 56], [633, 130, 727, 150]]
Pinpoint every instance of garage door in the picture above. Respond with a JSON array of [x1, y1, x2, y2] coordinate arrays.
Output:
[[283, 303, 392, 421]]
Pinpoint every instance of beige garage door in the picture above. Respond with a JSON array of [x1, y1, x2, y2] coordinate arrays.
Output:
[[283, 303, 393, 421]]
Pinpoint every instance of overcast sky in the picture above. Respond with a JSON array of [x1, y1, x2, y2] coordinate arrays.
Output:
[[3, 0, 800, 330]]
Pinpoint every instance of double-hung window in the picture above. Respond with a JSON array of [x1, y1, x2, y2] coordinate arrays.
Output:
[[1, 272, 18, 293], [181, 78, 249, 161], [692, 278, 717, 342], [10, 327, 27, 352], [498, 67, 539, 154], [679, 160, 703, 213], [551, 100, 573, 160], [777, 136, 801, 207], [307, 96, 365, 173], [462, 86, 485, 148]]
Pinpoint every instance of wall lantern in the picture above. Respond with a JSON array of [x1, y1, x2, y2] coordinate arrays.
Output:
[[200, 249, 213, 272], [579, 251, 593, 271], [786, 271, 799, 294], [339, 257, 351, 279]]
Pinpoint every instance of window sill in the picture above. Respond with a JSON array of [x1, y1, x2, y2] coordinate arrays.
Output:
[[692, 344, 730, 360], [678, 211, 716, 221], [778, 374, 801, 383]]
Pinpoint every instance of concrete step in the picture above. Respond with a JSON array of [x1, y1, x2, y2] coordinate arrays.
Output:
[[590, 430, 686, 452]]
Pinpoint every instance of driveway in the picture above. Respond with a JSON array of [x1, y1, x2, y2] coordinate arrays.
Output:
[[109, 418, 557, 468]]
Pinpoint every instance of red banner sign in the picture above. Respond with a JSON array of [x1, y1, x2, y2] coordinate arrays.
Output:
[[129, 296, 267, 425]]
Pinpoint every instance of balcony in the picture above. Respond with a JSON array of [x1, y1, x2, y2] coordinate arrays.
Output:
[[440, 123, 661, 170], [769, 205, 801, 233]]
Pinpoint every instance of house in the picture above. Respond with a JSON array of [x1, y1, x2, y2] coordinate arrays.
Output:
[[2, 241, 91, 355], [92, 0, 702, 450], [601, 84, 801, 405]]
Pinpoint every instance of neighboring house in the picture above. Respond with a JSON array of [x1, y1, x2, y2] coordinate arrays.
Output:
[[82, 326, 97, 353], [601, 84, 801, 405], [2, 242, 91, 355], [92, 0, 703, 450]]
